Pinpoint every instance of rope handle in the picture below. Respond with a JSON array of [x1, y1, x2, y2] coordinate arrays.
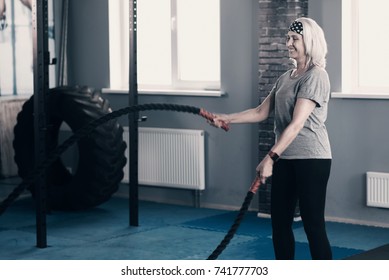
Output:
[[249, 175, 261, 194], [199, 108, 230, 131]]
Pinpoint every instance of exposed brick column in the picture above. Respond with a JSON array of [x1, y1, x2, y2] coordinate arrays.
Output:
[[257, 0, 308, 216]]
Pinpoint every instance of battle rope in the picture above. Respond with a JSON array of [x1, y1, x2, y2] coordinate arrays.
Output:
[[0, 103, 259, 260], [206, 176, 261, 260], [0, 103, 228, 215]]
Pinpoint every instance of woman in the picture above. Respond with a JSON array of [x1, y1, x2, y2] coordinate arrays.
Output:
[[212, 17, 332, 260]]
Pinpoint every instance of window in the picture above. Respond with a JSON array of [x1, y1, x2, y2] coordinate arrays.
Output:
[[0, 0, 33, 95], [108, 0, 221, 96], [0, 0, 56, 96], [340, 0, 389, 98]]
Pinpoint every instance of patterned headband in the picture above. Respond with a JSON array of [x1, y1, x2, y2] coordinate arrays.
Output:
[[289, 21, 303, 35]]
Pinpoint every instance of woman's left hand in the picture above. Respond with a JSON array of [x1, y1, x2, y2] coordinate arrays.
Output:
[[256, 156, 274, 184]]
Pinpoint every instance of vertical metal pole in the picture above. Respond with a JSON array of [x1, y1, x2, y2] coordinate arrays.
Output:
[[32, 0, 49, 248], [129, 0, 139, 226]]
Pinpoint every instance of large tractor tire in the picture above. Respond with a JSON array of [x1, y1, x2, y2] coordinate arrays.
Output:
[[13, 86, 127, 210]]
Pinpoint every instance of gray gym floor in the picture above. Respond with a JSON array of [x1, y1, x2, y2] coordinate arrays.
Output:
[[1, 177, 389, 260]]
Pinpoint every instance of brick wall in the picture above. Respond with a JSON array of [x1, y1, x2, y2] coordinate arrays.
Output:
[[257, 0, 308, 215]]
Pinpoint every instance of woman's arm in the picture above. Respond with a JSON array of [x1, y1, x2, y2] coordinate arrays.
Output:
[[270, 98, 316, 155], [212, 93, 275, 127], [256, 98, 316, 182]]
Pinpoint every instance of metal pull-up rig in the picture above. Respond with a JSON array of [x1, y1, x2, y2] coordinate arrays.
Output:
[[30, 0, 140, 248], [32, 0, 50, 248]]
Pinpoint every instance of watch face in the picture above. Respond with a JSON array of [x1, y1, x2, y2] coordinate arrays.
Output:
[[269, 151, 279, 161]]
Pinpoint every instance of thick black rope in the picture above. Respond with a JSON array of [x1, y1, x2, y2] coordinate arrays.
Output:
[[0, 102, 251, 260], [207, 191, 255, 260], [206, 176, 260, 260]]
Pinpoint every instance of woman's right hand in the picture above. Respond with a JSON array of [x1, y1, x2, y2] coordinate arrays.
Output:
[[212, 114, 231, 129], [256, 156, 274, 184]]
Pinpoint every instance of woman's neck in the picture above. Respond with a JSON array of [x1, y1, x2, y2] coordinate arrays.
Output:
[[296, 58, 308, 70], [292, 61, 311, 78]]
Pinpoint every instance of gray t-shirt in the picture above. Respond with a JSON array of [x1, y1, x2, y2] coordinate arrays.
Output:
[[269, 66, 332, 159]]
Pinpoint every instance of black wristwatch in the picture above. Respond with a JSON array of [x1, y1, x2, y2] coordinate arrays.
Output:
[[268, 151, 280, 162]]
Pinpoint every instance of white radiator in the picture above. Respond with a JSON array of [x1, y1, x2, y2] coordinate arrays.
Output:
[[123, 127, 205, 190], [366, 172, 389, 208]]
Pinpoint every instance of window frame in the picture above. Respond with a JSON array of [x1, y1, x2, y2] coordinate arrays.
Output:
[[106, 0, 224, 97], [332, 0, 389, 99]]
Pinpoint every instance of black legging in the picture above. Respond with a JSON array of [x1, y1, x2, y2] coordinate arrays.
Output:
[[270, 159, 332, 260]]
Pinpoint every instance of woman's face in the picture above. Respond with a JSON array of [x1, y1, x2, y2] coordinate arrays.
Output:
[[286, 31, 306, 62]]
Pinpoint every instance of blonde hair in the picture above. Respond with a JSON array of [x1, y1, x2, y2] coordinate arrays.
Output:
[[290, 17, 328, 69]]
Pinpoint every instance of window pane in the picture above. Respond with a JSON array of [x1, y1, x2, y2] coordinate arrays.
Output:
[[137, 0, 172, 86], [108, 0, 221, 92], [0, 0, 15, 95], [15, 3, 34, 94], [176, 0, 220, 82], [109, 0, 129, 89], [0, 28, 13, 94], [0, 0, 56, 96], [15, 26, 33, 94], [358, 0, 389, 89]]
